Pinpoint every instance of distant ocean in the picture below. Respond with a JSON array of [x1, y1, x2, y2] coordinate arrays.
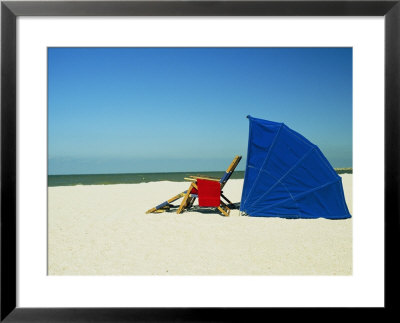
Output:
[[48, 168, 352, 187]]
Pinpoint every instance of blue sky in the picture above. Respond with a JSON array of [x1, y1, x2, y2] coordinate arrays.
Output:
[[48, 47, 352, 175]]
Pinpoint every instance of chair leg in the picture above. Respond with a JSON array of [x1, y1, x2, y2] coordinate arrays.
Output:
[[221, 192, 232, 205], [218, 201, 231, 216], [218, 206, 230, 217], [153, 208, 169, 213], [188, 196, 196, 208], [177, 183, 195, 214], [146, 192, 185, 214]]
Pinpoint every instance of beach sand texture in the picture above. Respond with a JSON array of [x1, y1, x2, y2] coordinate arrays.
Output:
[[48, 174, 352, 275]]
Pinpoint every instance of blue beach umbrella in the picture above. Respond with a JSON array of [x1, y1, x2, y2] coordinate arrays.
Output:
[[240, 116, 351, 219]]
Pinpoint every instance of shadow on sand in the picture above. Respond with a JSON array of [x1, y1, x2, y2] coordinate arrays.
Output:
[[163, 202, 242, 216]]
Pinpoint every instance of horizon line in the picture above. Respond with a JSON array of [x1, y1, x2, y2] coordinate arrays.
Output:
[[48, 167, 353, 177]]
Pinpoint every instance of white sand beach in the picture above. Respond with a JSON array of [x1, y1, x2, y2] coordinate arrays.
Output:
[[48, 174, 352, 275]]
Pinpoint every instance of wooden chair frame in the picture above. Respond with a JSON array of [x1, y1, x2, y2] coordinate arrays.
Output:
[[146, 156, 242, 216]]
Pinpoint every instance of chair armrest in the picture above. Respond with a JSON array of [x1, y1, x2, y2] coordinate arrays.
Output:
[[188, 175, 220, 182], [189, 175, 220, 180], [184, 177, 197, 182]]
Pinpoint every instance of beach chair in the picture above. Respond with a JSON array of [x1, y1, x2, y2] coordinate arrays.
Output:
[[146, 155, 242, 216]]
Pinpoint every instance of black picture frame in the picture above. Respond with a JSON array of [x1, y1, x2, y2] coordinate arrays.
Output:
[[1, 0, 399, 321]]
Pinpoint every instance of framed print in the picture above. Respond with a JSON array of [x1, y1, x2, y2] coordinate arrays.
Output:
[[1, 0, 399, 321]]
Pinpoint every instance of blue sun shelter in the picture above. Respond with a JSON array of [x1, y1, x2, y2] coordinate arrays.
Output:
[[240, 116, 351, 219]]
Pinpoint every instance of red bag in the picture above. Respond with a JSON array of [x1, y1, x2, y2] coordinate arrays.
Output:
[[197, 179, 221, 207]]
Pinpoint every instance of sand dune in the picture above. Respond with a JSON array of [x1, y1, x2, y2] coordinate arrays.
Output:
[[48, 174, 352, 275]]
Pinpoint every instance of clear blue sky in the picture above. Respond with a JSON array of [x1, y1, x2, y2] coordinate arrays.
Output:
[[48, 47, 352, 175]]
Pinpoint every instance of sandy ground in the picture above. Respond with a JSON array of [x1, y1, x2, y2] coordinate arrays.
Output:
[[48, 174, 352, 275]]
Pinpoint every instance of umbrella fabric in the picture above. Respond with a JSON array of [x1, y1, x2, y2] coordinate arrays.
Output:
[[240, 116, 351, 219]]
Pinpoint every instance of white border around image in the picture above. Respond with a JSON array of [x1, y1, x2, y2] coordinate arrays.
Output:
[[17, 17, 384, 307]]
